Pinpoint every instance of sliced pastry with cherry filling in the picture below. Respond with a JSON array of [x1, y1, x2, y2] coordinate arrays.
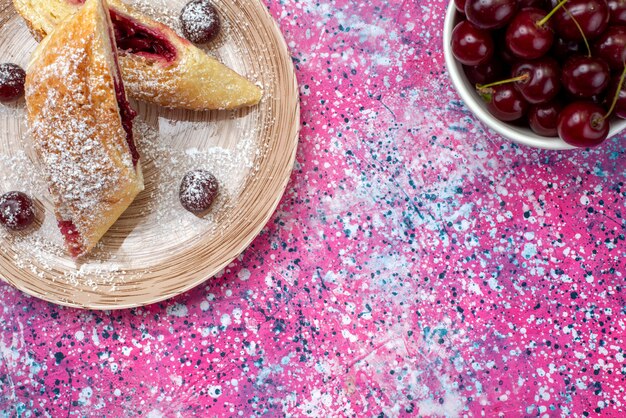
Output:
[[15, 0, 262, 110], [25, 0, 144, 257]]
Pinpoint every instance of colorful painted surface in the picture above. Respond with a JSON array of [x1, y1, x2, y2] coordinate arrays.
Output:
[[2, 0, 626, 416]]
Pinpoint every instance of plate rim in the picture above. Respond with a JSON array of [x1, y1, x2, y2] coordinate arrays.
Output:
[[0, 0, 301, 309]]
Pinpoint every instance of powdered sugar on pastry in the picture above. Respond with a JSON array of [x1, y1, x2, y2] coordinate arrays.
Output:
[[30, 48, 130, 220], [0, 0, 264, 289], [25, 0, 144, 257], [129, 0, 183, 31]]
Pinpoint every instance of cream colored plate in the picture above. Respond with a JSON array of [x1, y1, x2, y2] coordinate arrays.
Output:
[[0, 0, 299, 308]]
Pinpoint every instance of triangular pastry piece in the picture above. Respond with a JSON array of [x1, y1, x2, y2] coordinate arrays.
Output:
[[25, 0, 144, 257], [14, 0, 262, 110]]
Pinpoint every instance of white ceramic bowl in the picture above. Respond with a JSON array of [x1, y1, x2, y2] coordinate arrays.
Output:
[[442, 1, 626, 150]]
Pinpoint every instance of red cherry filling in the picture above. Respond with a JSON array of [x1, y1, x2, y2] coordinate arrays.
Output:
[[113, 77, 139, 166], [58, 220, 83, 257], [62, 1, 178, 63], [110, 9, 178, 63], [0, 191, 35, 231], [107, 19, 139, 167]]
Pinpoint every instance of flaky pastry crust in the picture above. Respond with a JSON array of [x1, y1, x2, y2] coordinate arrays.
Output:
[[26, 0, 143, 257], [14, 0, 263, 110]]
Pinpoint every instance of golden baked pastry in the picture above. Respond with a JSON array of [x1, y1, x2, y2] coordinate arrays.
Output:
[[14, 0, 263, 110], [25, 0, 144, 257]]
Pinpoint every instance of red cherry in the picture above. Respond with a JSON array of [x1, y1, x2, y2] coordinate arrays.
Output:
[[511, 57, 561, 103], [451, 20, 494, 65], [505, 8, 554, 59], [0, 64, 26, 102], [593, 25, 626, 71], [605, 74, 626, 118], [463, 58, 506, 85], [455, 0, 467, 13], [180, 0, 221, 44], [179, 170, 219, 213], [561, 55, 611, 98], [557, 102, 609, 147], [481, 83, 529, 121], [0, 191, 35, 230], [608, 0, 626, 24], [553, 0, 610, 41], [465, 0, 517, 29], [529, 100, 563, 136]]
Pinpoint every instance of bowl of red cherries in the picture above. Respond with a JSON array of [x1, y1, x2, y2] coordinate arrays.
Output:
[[443, 0, 626, 149]]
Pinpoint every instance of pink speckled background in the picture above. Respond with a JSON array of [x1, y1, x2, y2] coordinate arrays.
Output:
[[2, 0, 626, 416]]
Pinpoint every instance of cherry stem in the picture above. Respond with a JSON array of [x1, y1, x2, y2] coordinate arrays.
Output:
[[564, 7, 591, 57], [602, 62, 626, 121], [537, 0, 568, 27], [476, 74, 529, 92]]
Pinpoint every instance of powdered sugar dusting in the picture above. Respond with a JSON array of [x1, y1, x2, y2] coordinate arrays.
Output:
[[0, 0, 264, 295], [180, 0, 220, 44], [0, 113, 259, 289], [27, 22, 138, 255], [127, 0, 184, 33], [131, 118, 255, 231], [179, 169, 218, 213]]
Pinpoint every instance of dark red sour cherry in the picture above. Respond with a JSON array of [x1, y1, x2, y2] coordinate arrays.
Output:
[[481, 84, 529, 121], [608, 0, 626, 24], [455, 0, 468, 13], [465, 0, 517, 29], [604, 74, 626, 118], [593, 25, 626, 71], [557, 102, 609, 146], [511, 57, 561, 103], [553, 0, 610, 41], [505, 8, 554, 59], [180, 0, 221, 44], [0, 191, 35, 231], [529, 100, 563, 136], [562, 55, 611, 98], [451, 20, 494, 65], [0, 63, 26, 102], [463, 58, 506, 85], [179, 170, 219, 214]]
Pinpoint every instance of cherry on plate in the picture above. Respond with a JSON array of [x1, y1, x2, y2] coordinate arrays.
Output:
[[0, 63, 26, 103], [180, 0, 221, 44], [463, 58, 506, 85], [464, 0, 517, 30], [179, 169, 219, 214], [604, 74, 626, 118], [608, 0, 626, 25], [0, 191, 35, 231], [593, 25, 626, 71]]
